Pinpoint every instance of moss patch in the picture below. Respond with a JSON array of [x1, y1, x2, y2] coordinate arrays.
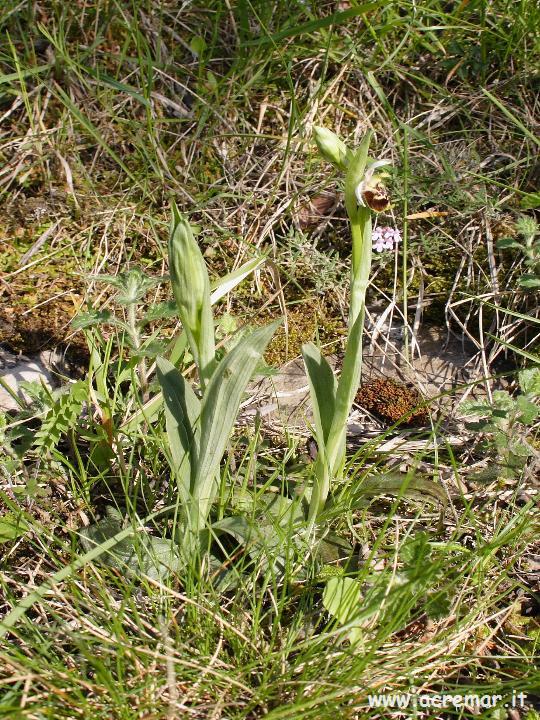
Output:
[[356, 377, 429, 426], [264, 300, 346, 367]]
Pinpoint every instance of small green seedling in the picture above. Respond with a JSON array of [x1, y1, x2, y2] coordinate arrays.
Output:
[[460, 367, 540, 481]]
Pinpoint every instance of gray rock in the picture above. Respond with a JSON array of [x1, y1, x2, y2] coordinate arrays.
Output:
[[0, 348, 63, 411]]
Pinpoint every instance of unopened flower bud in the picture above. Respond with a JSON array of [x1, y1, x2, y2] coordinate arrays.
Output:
[[313, 126, 348, 170], [169, 204, 210, 337]]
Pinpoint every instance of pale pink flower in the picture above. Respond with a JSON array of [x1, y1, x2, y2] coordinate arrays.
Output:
[[372, 226, 402, 252]]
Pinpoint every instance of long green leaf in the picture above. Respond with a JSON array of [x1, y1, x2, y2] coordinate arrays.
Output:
[[0, 522, 138, 638], [156, 357, 201, 500], [0, 64, 52, 85], [80, 507, 182, 581], [243, 2, 384, 46], [485, 333, 540, 363], [210, 255, 267, 304], [302, 344, 337, 521], [482, 89, 540, 148], [193, 320, 281, 524], [326, 312, 365, 473], [480, 300, 540, 324], [357, 472, 448, 507], [301, 342, 337, 448]]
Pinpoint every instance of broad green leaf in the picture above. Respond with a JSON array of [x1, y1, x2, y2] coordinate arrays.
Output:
[[323, 576, 362, 625], [520, 192, 540, 209], [400, 531, 430, 565], [141, 300, 178, 326], [211, 515, 258, 546], [302, 342, 337, 448], [190, 35, 206, 57], [71, 310, 129, 332], [425, 590, 451, 619], [357, 472, 448, 507], [460, 400, 494, 417], [518, 368, 540, 396], [156, 357, 201, 500], [209, 516, 282, 572], [516, 395, 539, 424], [518, 275, 540, 289], [0, 513, 28, 544], [126, 340, 168, 360], [192, 320, 281, 524], [79, 507, 182, 581]]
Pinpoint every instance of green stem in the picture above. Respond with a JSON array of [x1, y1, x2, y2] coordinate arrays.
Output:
[[308, 209, 373, 520], [306, 131, 375, 522], [127, 303, 149, 400], [402, 126, 410, 364]]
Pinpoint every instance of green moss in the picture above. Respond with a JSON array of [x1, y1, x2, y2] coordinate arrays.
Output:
[[264, 300, 346, 366]]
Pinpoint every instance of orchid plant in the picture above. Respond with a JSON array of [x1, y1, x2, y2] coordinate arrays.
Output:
[[80, 204, 281, 578], [304, 127, 399, 522]]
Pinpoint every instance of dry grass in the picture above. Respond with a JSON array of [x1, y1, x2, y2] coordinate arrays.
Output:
[[1, 1, 539, 718]]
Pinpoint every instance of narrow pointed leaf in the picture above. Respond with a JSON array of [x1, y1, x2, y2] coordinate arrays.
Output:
[[80, 508, 182, 581], [326, 312, 365, 472], [358, 472, 448, 507], [210, 255, 267, 305]]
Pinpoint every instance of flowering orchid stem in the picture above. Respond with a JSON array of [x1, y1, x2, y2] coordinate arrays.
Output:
[[307, 129, 385, 523], [307, 215, 374, 520]]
